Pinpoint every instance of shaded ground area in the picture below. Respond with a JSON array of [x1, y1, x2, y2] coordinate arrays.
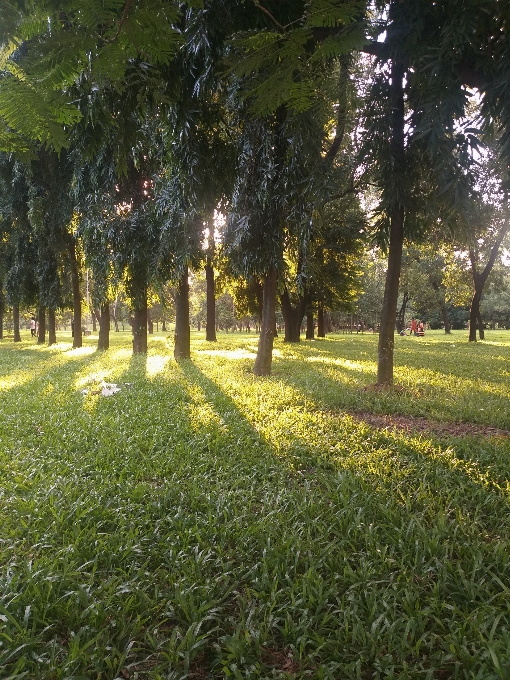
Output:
[[352, 411, 510, 439]]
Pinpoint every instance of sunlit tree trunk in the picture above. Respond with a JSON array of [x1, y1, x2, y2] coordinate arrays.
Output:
[[377, 58, 405, 385], [97, 303, 110, 350], [254, 268, 277, 376]]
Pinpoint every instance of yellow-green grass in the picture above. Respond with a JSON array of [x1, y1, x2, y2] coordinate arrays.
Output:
[[0, 329, 509, 679]]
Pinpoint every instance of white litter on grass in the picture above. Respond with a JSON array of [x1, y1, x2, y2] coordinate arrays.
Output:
[[80, 382, 125, 397]]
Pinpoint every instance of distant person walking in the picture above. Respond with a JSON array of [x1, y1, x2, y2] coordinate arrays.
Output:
[[30, 316, 36, 337], [410, 318, 417, 336]]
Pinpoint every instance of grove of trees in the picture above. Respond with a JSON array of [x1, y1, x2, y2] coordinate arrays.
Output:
[[0, 0, 509, 382]]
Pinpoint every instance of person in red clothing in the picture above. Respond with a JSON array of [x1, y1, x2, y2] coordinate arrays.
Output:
[[410, 317, 417, 336]]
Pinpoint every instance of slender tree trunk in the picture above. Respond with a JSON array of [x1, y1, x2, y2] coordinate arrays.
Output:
[[113, 295, 120, 332], [162, 318, 167, 332], [174, 266, 190, 359], [13, 305, 21, 342], [317, 303, 325, 338], [306, 311, 314, 339], [48, 308, 57, 345], [97, 303, 110, 350], [205, 262, 217, 342], [91, 310, 97, 332], [377, 58, 405, 385], [69, 245, 82, 349], [254, 268, 277, 376], [37, 306, 46, 344], [396, 291, 409, 333], [441, 303, 451, 334], [147, 308, 153, 334], [132, 289, 148, 354]]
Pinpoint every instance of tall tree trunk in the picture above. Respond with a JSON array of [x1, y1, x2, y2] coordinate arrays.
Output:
[[205, 262, 217, 342], [377, 58, 405, 385], [174, 266, 190, 359], [469, 288, 482, 342], [48, 308, 57, 345], [113, 295, 120, 332], [13, 305, 21, 342], [91, 309, 97, 332], [132, 289, 148, 354], [147, 308, 154, 334], [97, 303, 110, 350], [162, 318, 167, 332], [254, 268, 277, 376], [317, 302, 325, 338], [441, 303, 451, 334], [37, 306, 46, 344], [306, 311, 314, 339], [69, 244, 82, 349], [280, 288, 306, 342]]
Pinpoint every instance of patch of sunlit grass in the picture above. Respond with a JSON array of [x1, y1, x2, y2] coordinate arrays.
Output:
[[0, 330, 509, 678]]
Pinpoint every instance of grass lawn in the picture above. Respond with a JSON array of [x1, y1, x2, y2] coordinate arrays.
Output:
[[0, 329, 509, 679]]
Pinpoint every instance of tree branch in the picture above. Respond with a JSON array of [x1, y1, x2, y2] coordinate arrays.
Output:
[[253, 1, 285, 32], [324, 55, 351, 162]]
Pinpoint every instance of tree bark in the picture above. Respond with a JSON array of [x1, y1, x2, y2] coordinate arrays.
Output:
[[254, 268, 277, 376], [174, 266, 190, 359], [48, 308, 57, 345], [91, 309, 97, 332], [280, 288, 306, 342], [317, 303, 325, 338], [37, 306, 46, 344], [69, 245, 82, 349], [13, 305, 21, 342], [306, 311, 314, 339], [205, 262, 217, 342], [441, 303, 451, 334], [396, 291, 409, 333], [377, 58, 405, 385], [97, 303, 110, 350], [132, 290, 148, 354]]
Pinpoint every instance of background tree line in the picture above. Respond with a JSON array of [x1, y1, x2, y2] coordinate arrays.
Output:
[[0, 0, 509, 382]]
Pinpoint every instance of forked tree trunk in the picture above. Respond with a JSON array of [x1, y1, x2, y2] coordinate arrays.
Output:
[[205, 262, 217, 342], [317, 303, 325, 338], [174, 266, 190, 359], [306, 311, 314, 339], [13, 305, 21, 342], [37, 306, 46, 344], [254, 268, 277, 376], [280, 288, 306, 342], [132, 291, 148, 354], [48, 308, 57, 345], [377, 58, 405, 385], [97, 303, 110, 350]]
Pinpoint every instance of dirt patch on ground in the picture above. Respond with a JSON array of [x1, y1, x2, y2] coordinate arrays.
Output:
[[350, 412, 510, 439]]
